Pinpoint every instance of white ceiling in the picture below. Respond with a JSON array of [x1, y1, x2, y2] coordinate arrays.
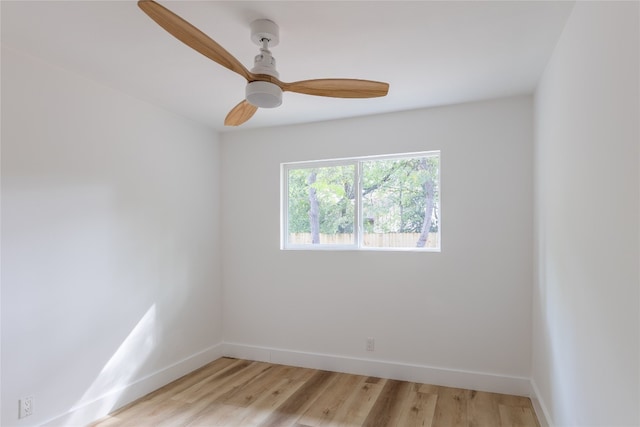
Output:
[[1, 1, 574, 132]]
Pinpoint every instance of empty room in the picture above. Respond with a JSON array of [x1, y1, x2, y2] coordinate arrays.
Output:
[[1, 1, 638, 426]]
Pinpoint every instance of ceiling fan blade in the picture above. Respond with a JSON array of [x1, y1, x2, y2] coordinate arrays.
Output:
[[224, 100, 258, 126], [280, 79, 389, 98], [138, 0, 251, 81]]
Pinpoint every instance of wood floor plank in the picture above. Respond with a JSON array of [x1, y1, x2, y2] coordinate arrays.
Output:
[[212, 362, 275, 403], [90, 416, 123, 427], [498, 404, 540, 427], [467, 389, 501, 427], [170, 359, 252, 403], [91, 358, 541, 427], [145, 356, 238, 402], [90, 356, 239, 426], [361, 379, 413, 427], [167, 361, 277, 426], [430, 385, 469, 427], [100, 399, 196, 427], [395, 385, 438, 427], [259, 370, 338, 427], [232, 369, 319, 426], [221, 363, 293, 407], [296, 372, 364, 426], [173, 360, 268, 404], [334, 377, 386, 427], [186, 365, 314, 427], [182, 401, 243, 427]]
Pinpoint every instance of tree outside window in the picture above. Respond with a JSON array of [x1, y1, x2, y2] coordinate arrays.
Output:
[[283, 152, 440, 250]]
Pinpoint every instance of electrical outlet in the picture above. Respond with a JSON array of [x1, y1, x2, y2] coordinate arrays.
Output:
[[366, 337, 375, 352], [19, 396, 33, 419]]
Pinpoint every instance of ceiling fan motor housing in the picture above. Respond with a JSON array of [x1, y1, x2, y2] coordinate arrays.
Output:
[[251, 48, 278, 77]]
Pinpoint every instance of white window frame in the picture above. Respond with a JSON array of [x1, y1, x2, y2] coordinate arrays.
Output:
[[281, 151, 440, 252]]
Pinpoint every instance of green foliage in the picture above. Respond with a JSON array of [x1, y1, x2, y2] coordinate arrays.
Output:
[[288, 169, 312, 233], [287, 155, 439, 238], [362, 156, 439, 233], [288, 165, 355, 234]]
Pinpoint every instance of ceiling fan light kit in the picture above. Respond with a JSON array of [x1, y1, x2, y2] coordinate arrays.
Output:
[[246, 81, 282, 108], [137, 0, 389, 126]]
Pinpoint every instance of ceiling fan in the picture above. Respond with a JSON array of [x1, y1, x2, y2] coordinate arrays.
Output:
[[137, 0, 390, 126]]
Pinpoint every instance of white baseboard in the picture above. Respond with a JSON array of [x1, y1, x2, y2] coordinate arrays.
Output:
[[41, 342, 224, 427], [223, 342, 532, 397], [530, 379, 553, 427]]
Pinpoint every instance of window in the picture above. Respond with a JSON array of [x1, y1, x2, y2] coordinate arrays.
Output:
[[282, 151, 440, 251]]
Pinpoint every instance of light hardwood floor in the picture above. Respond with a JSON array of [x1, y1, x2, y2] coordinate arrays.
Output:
[[89, 357, 540, 427]]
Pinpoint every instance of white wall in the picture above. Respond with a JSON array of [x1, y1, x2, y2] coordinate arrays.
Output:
[[533, 2, 639, 426], [221, 96, 534, 391], [1, 48, 223, 426]]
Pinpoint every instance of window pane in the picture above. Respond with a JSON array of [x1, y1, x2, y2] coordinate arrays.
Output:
[[287, 164, 355, 245], [361, 156, 440, 248]]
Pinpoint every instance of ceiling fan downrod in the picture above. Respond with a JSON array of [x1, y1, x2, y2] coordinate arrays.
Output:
[[246, 20, 282, 108]]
